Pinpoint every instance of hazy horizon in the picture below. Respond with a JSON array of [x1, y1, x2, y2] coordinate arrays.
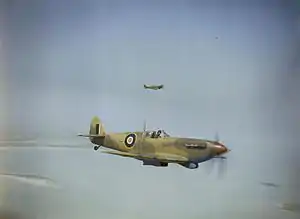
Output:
[[1, 0, 300, 219]]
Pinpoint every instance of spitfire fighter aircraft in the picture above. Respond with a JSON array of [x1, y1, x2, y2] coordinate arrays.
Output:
[[260, 182, 280, 188], [143, 84, 164, 90], [78, 116, 230, 170]]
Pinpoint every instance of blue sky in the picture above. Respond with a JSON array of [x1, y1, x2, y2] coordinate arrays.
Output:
[[1, 0, 300, 218]]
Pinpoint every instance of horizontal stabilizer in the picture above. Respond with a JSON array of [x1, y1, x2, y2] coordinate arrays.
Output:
[[77, 134, 105, 138]]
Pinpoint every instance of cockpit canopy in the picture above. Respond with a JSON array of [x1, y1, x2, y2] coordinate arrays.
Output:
[[144, 129, 170, 138]]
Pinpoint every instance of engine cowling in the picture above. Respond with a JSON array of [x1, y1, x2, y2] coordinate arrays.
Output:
[[142, 160, 168, 167]]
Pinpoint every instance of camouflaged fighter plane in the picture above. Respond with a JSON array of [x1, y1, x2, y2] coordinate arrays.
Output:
[[78, 116, 230, 170], [143, 84, 164, 90]]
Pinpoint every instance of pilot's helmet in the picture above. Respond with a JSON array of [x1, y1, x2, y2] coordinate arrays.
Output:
[[150, 131, 156, 137]]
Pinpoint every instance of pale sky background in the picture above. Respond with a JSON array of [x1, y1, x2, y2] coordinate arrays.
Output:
[[0, 0, 300, 219]]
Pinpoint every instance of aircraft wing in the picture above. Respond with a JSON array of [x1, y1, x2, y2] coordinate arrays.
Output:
[[102, 150, 188, 163]]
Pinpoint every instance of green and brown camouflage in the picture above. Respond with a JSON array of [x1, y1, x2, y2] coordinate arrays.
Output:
[[78, 116, 229, 169], [143, 84, 164, 90]]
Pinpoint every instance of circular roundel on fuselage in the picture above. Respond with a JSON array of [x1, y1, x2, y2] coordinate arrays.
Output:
[[124, 133, 136, 148]]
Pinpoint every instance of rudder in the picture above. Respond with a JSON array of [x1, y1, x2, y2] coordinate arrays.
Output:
[[89, 116, 106, 136], [77, 116, 106, 148]]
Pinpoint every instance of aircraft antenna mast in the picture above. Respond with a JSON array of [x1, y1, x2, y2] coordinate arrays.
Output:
[[139, 120, 147, 153]]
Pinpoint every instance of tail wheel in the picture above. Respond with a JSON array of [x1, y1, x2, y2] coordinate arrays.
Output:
[[94, 145, 100, 151]]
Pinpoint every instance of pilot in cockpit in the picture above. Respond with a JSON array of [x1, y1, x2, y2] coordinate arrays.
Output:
[[153, 130, 163, 138], [150, 131, 156, 138], [156, 130, 162, 138], [147, 129, 169, 138], [149, 130, 160, 138]]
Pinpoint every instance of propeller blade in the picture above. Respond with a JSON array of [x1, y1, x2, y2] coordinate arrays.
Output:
[[205, 131, 230, 178], [143, 120, 147, 132], [214, 132, 220, 142], [217, 157, 227, 179], [205, 157, 215, 174]]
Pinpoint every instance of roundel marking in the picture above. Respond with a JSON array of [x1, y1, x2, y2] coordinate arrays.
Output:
[[124, 133, 136, 148]]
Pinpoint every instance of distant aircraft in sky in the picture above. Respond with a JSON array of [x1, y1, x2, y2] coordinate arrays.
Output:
[[143, 84, 164, 90], [260, 182, 280, 188]]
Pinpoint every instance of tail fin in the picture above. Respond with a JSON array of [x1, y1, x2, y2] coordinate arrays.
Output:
[[78, 116, 106, 138], [89, 116, 105, 136]]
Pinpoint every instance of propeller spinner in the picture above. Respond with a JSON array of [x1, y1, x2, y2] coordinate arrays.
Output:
[[206, 132, 230, 178]]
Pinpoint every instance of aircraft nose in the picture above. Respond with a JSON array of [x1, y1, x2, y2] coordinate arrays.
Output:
[[212, 143, 229, 155]]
